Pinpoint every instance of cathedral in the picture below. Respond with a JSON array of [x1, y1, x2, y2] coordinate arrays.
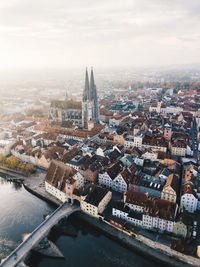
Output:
[[49, 68, 99, 128]]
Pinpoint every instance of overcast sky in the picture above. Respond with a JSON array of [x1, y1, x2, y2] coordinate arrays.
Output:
[[0, 0, 200, 69]]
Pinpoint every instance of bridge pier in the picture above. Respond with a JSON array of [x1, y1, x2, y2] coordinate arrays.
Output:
[[16, 261, 27, 267], [0, 203, 80, 267]]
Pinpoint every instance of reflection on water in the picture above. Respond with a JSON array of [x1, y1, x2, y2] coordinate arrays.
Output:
[[11, 181, 23, 191], [28, 216, 158, 267], [0, 176, 157, 267], [0, 176, 54, 259]]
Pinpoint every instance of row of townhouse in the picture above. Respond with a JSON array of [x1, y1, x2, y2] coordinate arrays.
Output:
[[124, 132, 168, 153], [149, 102, 184, 115], [112, 195, 178, 233], [114, 190, 194, 238], [98, 157, 181, 204], [128, 173, 173, 200], [142, 136, 167, 152], [98, 162, 137, 193], [124, 133, 190, 157], [11, 143, 68, 169]]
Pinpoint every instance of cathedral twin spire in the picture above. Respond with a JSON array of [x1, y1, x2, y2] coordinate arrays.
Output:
[[83, 67, 96, 102], [82, 68, 99, 126]]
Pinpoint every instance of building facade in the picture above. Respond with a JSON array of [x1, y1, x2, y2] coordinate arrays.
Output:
[[49, 100, 82, 126]]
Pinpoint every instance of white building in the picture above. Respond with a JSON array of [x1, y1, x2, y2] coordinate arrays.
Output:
[[142, 151, 158, 161], [112, 201, 143, 227], [112, 173, 127, 193], [165, 106, 183, 114], [45, 160, 85, 203], [99, 162, 136, 193], [181, 184, 198, 213], [133, 135, 143, 148], [124, 136, 134, 149]]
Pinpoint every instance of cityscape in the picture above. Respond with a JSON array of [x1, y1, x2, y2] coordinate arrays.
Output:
[[0, 1, 200, 267], [0, 67, 200, 266]]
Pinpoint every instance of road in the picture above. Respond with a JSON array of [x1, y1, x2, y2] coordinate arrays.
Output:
[[1, 202, 80, 267], [190, 118, 198, 159]]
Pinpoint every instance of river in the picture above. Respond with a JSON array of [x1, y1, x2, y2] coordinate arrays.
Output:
[[0, 176, 157, 267]]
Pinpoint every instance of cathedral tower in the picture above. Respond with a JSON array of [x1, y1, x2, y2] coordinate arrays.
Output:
[[82, 68, 99, 128]]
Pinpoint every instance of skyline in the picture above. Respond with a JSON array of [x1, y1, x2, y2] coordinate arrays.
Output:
[[0, 0, 200, 69]]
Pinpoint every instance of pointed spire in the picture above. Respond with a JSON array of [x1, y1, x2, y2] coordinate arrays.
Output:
[[83, 67, 89, 101], [89, 67, 95, 101]]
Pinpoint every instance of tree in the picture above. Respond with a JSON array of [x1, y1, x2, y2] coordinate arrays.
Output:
[[18, 162, 25, 171], [0, 154, 6, 164], [25, 163, 34, 173], [6, 156, 19, 170]]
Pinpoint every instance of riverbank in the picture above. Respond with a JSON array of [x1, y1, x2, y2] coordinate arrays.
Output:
[[0, 166, 28, 177], [23, 174, 61, 207], [21, 175, 200, 267], [74, 213, 198, 267]]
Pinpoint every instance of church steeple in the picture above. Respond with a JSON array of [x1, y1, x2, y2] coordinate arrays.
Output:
[[82, 67, 99, 127], [89, 67, 95, 101], [83, 68, 89, 101]]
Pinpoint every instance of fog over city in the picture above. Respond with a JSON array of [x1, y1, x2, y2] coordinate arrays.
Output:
[[1, 1, 200, 267], [0, 0, 200, 72]]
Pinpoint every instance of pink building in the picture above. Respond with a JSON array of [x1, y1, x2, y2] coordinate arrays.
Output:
[[164, 126, 172, 141]]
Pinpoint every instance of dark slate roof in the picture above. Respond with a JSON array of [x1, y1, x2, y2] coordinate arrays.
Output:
[[85, 185, 109, 207]]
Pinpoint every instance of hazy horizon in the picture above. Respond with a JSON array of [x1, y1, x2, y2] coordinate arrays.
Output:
[[0, 0, 200, 70]]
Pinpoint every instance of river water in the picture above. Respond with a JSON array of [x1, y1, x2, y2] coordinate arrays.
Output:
[[0, 176, 157, 267]]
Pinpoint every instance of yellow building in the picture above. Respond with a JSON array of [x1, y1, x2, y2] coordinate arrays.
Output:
[[170, 140, 186, 156], [161, 174, 179, 203], [81, 185, 112, 218], [173, 221, 187, 238]]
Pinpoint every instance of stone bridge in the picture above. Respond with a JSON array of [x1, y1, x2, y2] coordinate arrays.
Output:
[[1, 202, 80, 267]]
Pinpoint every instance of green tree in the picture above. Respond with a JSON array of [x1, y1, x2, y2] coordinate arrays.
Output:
[[6, 156, 19, 170], [0, 154, 6, 164], [25, 163, 34, 173], [18, 162, 25, 171]]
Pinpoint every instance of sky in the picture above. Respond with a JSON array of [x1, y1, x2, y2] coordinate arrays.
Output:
[[0, 0, 200, 69]]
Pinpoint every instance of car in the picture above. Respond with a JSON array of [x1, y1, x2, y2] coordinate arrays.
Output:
[[193, 226, 197, 231], [192, 231, 197, 238]]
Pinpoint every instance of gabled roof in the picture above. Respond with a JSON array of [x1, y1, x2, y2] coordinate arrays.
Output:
[[106, 161, 123, 180], [182, 183, 197, 198], [84, 185, 110, 207], [125, 190, 147, 207], [45, 160, 77, 193], [163, 173, 179, 192]]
